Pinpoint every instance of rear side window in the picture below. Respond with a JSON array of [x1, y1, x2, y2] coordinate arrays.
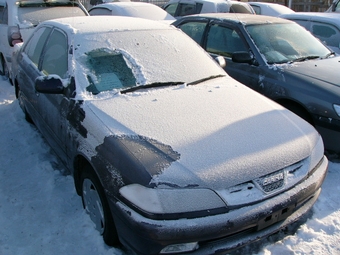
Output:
[[24, 27, 52, 67], [89, 8, 112, 15], [229, 3, 254, 14], [178, 21, 207, 44], [0, 4, 7, 24], [206, 24, 248, 57]]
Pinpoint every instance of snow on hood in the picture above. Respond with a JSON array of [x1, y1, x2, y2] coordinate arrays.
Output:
[[283, 56, 340, 87], [86, 77, 320, 189]]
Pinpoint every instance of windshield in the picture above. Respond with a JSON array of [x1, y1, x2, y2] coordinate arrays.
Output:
[[246, 23, 331, 64], [74, 29, 226, 95]]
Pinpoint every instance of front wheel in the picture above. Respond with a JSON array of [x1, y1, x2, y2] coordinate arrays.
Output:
[[80, 165, 119, 246]]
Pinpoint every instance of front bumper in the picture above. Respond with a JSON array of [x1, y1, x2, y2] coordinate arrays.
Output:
[[111, 156, 328, 255]]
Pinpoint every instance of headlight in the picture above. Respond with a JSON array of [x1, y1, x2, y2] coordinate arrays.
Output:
[[119, 184, 228, 220], [308, 134, 325, 176], [334, 104, 340, 117]]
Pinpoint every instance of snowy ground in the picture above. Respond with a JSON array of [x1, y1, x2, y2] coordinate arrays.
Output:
[[0, 78, 339, 255]]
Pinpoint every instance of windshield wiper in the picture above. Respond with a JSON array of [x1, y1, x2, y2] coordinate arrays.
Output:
[[292, 55, 320, 63], [120, 82, 184, 94], [323, 52, 336, 59], [188, 74, 226, 85]]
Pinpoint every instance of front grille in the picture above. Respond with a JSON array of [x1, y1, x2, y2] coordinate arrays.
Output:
[[254, 170, 285, 193]]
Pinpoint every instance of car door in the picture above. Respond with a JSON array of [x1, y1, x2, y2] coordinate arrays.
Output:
[[203, 21, 260, 90], [17, 26, 52, 123], [35, 27, 71, 161]]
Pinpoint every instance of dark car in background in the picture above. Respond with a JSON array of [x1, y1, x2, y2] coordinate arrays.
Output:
[[281, 12, 340, 54], [173, 13, 340, 154], [11, 15, 328, 255]]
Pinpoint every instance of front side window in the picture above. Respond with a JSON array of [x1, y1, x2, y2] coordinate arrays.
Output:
[[178, 21, 207, 44], [24, 26, 52, 67], [163, 3, 178, 16], [206, 24, 248, 57], [41, 29, 68, 78], [177, 3, 202, 16]]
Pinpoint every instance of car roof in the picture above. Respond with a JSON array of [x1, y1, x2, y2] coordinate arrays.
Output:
[[180, 13, 293, 25], [41, 16, 174, 33], [90, 2, 161, 9], [281, 12, 340, 27]]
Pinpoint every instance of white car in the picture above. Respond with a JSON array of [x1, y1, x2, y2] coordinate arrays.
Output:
[[162, 0, 255, 18], [88, 2, 175, 22], [249, 2, 294, 16], [0, 0, 88, 81], [281, 12, 340, 54], [12, 15, 327, 255]]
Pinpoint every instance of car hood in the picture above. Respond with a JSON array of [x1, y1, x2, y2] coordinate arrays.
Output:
[[87, 77, 320, 190], [282, 56, 340, 87]]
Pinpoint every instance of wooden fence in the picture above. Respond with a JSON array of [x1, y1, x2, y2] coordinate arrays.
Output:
[[79, 0, 333, 12]]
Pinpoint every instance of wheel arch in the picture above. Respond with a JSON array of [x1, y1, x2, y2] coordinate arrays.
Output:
[[275, 98, 314, 126], [73, 154, 92, 196]]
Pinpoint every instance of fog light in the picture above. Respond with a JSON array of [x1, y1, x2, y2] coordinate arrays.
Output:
[[160, 242, 199, 254]]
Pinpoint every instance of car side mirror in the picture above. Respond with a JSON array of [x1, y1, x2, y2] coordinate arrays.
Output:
[[232, 51, 254, 64], [35, 76, 64, 94], [214, 56, 226, 68]]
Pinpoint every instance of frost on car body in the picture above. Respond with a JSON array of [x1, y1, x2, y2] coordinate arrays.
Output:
[[12, 16, 328, 255]]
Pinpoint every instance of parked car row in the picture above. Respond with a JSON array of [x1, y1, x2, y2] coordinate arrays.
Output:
[[0, 0, 89, 81], [172, 13, 340, 155], [1, 1, 338, 255]]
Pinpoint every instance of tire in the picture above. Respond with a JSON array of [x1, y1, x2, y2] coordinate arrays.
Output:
[[80, 165, 119, 246], [17, 84, 33, 123], [0, 55, 10, 82]]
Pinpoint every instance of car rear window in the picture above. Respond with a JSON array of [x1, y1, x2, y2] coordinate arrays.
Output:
[[18, 6, 87, 25], [230, 3, 254, 14]]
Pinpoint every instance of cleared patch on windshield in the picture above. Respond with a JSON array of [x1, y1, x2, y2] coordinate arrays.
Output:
[[85, 49, 136, 94]]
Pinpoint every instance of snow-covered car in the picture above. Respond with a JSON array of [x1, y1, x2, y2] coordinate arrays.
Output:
[[162, 0, 255, 18], [249, 2, 294, 16], [88, 2, 175, 22], [173, 13, 340, 154], [12, 15, 328, 255], [0, 0, 88, 81], [281, 12, 340, 54]]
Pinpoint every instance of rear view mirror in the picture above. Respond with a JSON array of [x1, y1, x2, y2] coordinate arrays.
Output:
[[35, 76, 64, 94], [215, 56, 226, 68], [232, 51, 253, 64]]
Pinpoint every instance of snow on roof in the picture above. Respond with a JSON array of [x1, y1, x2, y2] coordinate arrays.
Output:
[[44, 16, 173, 34]]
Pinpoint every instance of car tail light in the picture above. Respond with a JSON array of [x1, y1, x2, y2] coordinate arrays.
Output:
[[8, 26, 23, 47]]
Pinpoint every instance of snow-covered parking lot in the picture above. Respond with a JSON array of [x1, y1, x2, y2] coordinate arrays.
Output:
[[0, 79, 339, 255]]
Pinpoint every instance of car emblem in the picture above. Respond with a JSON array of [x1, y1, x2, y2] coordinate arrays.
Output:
[[254, 170, 285, 193]]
